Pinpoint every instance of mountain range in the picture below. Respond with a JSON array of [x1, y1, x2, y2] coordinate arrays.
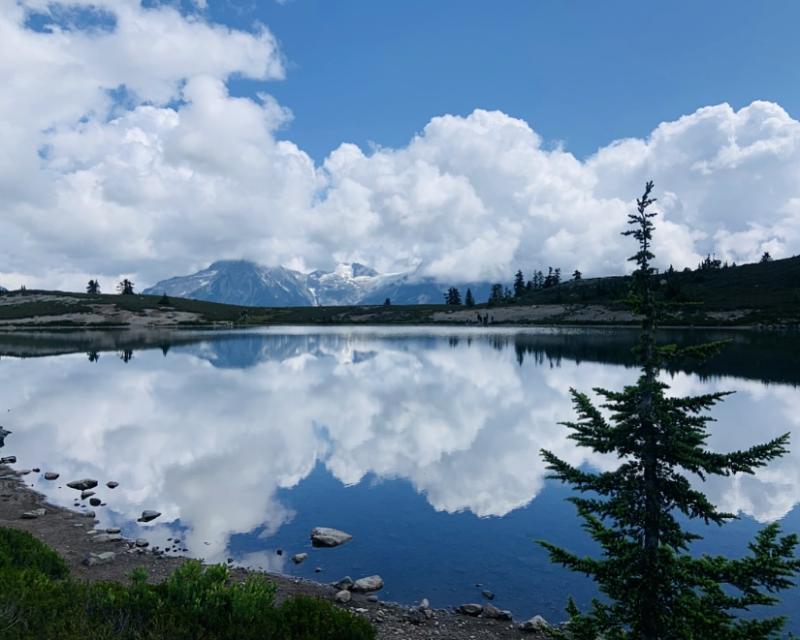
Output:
[[143, 260, 494, 307]]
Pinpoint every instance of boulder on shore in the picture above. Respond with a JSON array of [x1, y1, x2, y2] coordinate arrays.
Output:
[[67, 479, 98, 491], [21, 508, 46, 519], [482, 604, 512, 621], [93, 533, 122, 543], [0, 427, 10, 447], [352, 575, 384, 593], [335, 590, 352, 604], [332, 576, 354, 591], [310, 527, 353, 548], [456, 604, 483, 617], [84, 551, 116, 567], [519, 615, 550, 633]]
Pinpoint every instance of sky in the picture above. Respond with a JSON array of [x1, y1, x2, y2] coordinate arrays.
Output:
[[2, 0, 800, 290]]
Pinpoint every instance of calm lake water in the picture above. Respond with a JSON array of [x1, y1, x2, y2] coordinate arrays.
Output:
[[1, 326, 799, 628]]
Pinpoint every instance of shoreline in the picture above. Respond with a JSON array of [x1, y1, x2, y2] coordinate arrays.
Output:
[[1, 291, 797, 333], [0, 464, 545, 639]]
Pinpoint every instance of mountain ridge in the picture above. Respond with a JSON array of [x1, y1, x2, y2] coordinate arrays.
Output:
[[143, 260, 494, 307]]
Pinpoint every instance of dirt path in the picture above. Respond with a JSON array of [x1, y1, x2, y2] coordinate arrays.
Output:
[[0, 466, 546, 639]]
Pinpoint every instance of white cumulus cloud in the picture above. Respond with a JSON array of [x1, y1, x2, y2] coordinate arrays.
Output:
[[1, 1, 799, 290]]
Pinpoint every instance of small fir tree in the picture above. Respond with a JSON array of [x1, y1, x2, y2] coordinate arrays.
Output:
[[539, 181, 800, 640], [572, 270, 582, 281], [117, 278, 135, 295], [384, 297, 391, 306], [86, 279, 100, 294], [760, 251, 773, 263], [465, 288, 475, 307]]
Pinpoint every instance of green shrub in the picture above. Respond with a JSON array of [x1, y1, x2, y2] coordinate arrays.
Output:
[[0, 527, 68, 579], [0, 529, 375, 640]]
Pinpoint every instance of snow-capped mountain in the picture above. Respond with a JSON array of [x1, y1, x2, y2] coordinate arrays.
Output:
[[143, 260, 494, 307], [143, 261, 314, 307]]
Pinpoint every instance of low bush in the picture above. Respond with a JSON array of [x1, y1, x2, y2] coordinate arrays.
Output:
[[0, 527, 69, 579], [0, 528, 374, 640]]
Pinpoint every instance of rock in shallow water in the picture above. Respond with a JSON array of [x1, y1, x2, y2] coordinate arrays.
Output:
[[81, 490, 95, 500], [106, 481, 119, 489], [352, 575, 384, 593], [89, 497, 102, 507], [137, 510, 161, 523], [43, 472, 59, 480], [0, 456, 16, 464], [310, 527, 353, 548], [291, 553, 308, 565], [67, 479, 98, 491]]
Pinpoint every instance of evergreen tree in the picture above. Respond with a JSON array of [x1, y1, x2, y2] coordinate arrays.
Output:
[[760, 251, 773, 263], [572, 270, 582, 281], [86, 279, 100, 295], [544, 267, 560, 288], [488, 283, 504, 306], [513, 270, 526, 298], [158, 293, 171, 306], [539, 181, 800, 640], [384, 297, 391, 306], [698, 254, 722, 271], [445, 287, 462, 305], [465, 289, 475, 307], [117, 279, 135, 295]]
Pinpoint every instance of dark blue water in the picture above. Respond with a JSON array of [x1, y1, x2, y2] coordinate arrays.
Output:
[[1, 327, 798, 628]]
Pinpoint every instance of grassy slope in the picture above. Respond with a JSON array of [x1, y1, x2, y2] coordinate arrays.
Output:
[[514, 255, 800, 319], [0, 290, 439, 326]]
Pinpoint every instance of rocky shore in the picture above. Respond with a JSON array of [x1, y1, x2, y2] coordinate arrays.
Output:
[[1, 464, 549, 640]]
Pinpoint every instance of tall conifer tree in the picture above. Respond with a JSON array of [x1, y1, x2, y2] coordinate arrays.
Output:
[[514, 269, 526, 298], [539, 181, 800, 639]]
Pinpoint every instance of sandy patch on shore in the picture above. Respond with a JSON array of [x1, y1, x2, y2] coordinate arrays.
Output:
[[433, 304, 640, 324]]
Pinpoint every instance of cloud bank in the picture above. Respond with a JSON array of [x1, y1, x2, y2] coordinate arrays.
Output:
[[1, 1, 799, 289]]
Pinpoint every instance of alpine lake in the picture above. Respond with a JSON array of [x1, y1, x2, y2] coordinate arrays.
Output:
[[1, 326, 799, 629]]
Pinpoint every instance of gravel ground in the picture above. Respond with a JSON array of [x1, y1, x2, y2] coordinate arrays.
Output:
[[1, 465, 547, 640]]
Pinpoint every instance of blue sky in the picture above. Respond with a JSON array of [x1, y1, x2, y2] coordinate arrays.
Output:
[[3, 0, 800, 288], [217, 1, 800, 162]]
